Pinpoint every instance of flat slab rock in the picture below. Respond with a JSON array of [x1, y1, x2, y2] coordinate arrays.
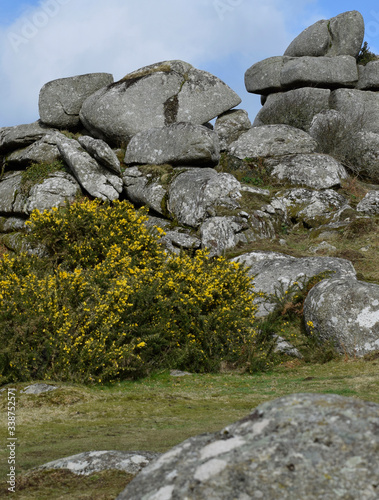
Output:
[[21, 384, 58, 394], [38, 450, 161, 476], [117, 393, 379, 500]]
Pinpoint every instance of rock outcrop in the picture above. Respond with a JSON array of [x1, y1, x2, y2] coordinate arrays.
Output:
[[0, 9, 378, 360], [117, 393, 379, 500]]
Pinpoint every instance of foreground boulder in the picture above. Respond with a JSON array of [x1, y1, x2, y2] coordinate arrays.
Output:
[[39, 73, 114, 129], [124, 123, 220, 166], [117, 393, 379, 500], [304, 277, 379, 356], [232, 251, 356, 317], [80, 60, 241, 144]]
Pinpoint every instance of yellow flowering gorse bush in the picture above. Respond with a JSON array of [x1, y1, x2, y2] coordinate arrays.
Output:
[[0, 199, 259, 384]]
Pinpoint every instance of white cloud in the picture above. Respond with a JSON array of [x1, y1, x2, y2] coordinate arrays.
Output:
[[0, 0, 316, 127]]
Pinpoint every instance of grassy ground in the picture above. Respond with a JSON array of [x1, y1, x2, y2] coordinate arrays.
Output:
[[1, 358, 379, 499]]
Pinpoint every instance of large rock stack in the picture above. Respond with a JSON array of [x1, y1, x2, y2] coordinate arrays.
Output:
[[243, 10, 379, 183]]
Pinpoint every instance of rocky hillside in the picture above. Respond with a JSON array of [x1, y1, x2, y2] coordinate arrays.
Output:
[[0, 9, 378, 360]]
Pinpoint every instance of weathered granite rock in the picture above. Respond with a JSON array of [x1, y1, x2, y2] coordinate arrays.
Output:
[[0, 216, 26, 233], [267, 188, 350, 228], [160, 230, 201, 254], [228, 125, 318, 159], [284, 20, 331, 57], [304, 277, 379, 356], [273, 335, 303, 358], [124, 123, 220, 167], [253, 88, 330, 131], [53, 133, 122, 201], [200, 216, 250, 256], [5, 135, 61, 168], [232, 251, 356, 317], [309, 241, 337, 254], [39, 73, 114, 129], [0, 121, 55, 154], [244, 56, 286, 95], [80, 60, 241, 144], [167, 168, 242, 228], [22, 384, 58, 394], [284, 11, 364, 58], [123, 166, 167, 216], [345, 131, 379, 183], [117, 393, 379, 500], [357, 60, 379, 90], [266, 154, 348, 189], [78, 135, 121, 174], [0, 172, 26, 215], [329, 88, 379, 134], [308, 109, 349, 155], [39, 450, 161, 476], [357, 190, 379, 215], [0, 168, 81, 216], [214, 110, 251, 150], [25, 171, 81, 214], [280, 55, 358, 89]]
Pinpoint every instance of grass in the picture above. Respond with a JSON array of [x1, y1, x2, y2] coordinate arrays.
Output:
[[1, 358, 379, 499]]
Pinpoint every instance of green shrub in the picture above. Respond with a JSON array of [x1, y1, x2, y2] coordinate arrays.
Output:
[[0, 199, 260, 384], [357, 41, 379, 65]]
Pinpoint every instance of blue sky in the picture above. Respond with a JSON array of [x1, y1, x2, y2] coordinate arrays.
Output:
[[1, 0, 379, 128]]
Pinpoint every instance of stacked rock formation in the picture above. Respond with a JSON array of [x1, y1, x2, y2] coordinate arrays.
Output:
[[243, 10, 379, 183], [0, 11, 378, 358]]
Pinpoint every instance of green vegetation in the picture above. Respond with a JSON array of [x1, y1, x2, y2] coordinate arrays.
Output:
[[1, 359, 378, 498], [357, 41, 379, 65], [0, 199, 263, 384]]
